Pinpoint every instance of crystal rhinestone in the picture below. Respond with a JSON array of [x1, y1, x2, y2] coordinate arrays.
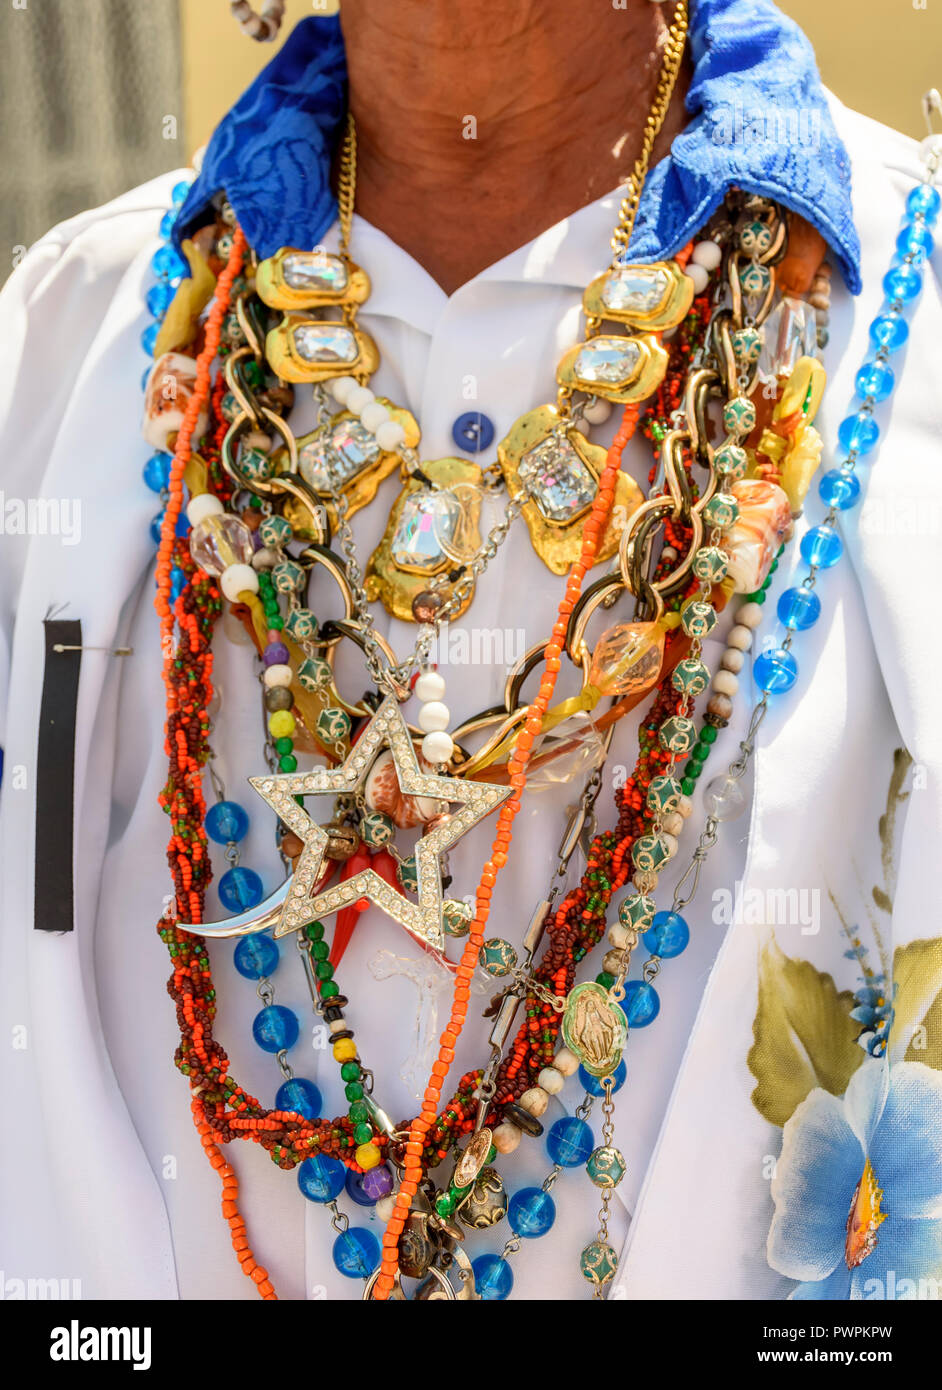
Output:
[[189, 514, 254, 577], [692, 545, 729, 583], [391, 489, 460, 572], [703, 773, 748, 821], [619, 893, 655, 929], [572, 334, 641, 386], [300, 417, 383, 492], [588, 620, 664, 697], [282, 250, 349, 293], [646, 775, 682, 814], [481, 938, 517, 977], [680, 599, 717, 639], [658, 715, 696, 755], [703, 492, 740, 529], [601, 264, 670, 314], [672, 657, 710, 696], [759, 296, 818, 379], [292, 322, 359, 364], [586, 1145, 626, 1189], [517, 433, 596, 522]]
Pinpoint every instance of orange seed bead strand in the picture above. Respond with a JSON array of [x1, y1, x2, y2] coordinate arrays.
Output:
[[373, 400, 641, 1299]]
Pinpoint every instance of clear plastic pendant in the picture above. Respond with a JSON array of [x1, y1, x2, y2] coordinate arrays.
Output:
[[588, 621, 664, 697]]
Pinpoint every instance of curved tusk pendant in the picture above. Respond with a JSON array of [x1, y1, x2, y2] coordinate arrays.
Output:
[[178, 880, 289, 939]]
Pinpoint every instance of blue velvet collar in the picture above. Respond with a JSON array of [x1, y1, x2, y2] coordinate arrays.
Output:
[[176, 0, 860, 291]]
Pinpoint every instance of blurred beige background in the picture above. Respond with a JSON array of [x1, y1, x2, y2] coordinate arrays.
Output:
[[183, 0, 942, 151]]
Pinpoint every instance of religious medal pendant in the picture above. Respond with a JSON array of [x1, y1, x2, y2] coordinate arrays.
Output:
[[497, 404, 644, 575], [366, 458, 485, 621], [561, 980, 629, 1078]]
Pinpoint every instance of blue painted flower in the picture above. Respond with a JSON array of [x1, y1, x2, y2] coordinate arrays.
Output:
[[768, 1060, 942, 1299]]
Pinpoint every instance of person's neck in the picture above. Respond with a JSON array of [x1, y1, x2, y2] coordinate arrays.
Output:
[[338, 0, 691, 294]]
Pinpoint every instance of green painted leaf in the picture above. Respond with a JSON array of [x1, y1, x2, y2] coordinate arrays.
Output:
[[893, 937, 942, 1066], [748, 938, 864, 1127]]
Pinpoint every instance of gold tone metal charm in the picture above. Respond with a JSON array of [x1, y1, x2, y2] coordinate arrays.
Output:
[[556, 331, 668, 403], [365, 457, 483, 621], [273, 399, 420, 536], [583, 260, 694, 332], [255, 247, 371, 311], [453, 1128, 493, 1190], [497, 405, 644, 576], [561, 981, 628, 1078], [264, 312, 380, 384]]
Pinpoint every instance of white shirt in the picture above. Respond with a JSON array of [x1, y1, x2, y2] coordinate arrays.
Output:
[[0, 93, 938, 1301]]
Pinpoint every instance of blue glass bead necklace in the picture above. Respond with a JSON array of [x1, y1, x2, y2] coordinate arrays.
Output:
[[591, 142, 940, 1293]]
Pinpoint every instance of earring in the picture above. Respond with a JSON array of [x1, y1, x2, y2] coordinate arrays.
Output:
[[230, 0, 286, 42]]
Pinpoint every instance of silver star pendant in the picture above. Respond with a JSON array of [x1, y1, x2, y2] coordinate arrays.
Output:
[[188, 697, 511, 950]]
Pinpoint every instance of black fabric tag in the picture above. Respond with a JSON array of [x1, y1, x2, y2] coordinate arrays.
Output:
[[34, 619, 82, 932]]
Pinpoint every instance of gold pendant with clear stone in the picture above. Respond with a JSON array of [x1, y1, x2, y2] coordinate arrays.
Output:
[[497, 405, 644, 576], [556, 329, 668, 403], [271, 399, 420, 536], [365, 457, 484, 621], [264, 312, 380, 384], [582, 259, 694, 332], [255, 247, 372, 312]]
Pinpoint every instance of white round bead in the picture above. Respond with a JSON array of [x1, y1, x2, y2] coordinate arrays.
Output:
[[721, 648, 745, 674], [330, 375, 359, 405], [537, 1067, 565, 1096], [263, 663, 293, 689], [691, 239, 722, 271], [346, 385, 375, 415], [737, 601, 764, 629], [687, 262, 710, 294], [421, 730, 454, 764], [661, 832, 679, 859], [375, 419, 407, 452], [713, 669, 739, 697], [375, 1194, 397, 1222], [608, 922, 631, 950], [677, 794, 693, 819], [727, 624, 753, 651], [186, 493, 224, 526], [360, 401, 391, 433], [220, 563, 259, 603], [251, 547, 279, 570], [518, 1086, 549, 1118], [492, 1122, 522, 1155], [417, 700, 450, 733], [662, 810, 684, 835], [552, 1047, 580, 1078], [415, 671, 446, 702], [581, 396, 612, 425]]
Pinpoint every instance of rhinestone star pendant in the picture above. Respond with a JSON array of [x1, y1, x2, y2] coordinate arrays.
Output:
[[251, 697, 511, 949]]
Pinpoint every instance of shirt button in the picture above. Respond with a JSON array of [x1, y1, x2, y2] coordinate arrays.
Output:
[[451, 410, 495, 453]]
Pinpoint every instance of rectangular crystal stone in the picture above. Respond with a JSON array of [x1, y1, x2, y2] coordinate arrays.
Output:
[[300, 419, 382, 492], [518, 434, 597, 522], [292, 323, 358, 364], [299, 419, 382, 492], [572, 335, 641, 386], [282, 251, 349, 293], [602, 265, 670, 314], [391, 491, 459, 573]]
